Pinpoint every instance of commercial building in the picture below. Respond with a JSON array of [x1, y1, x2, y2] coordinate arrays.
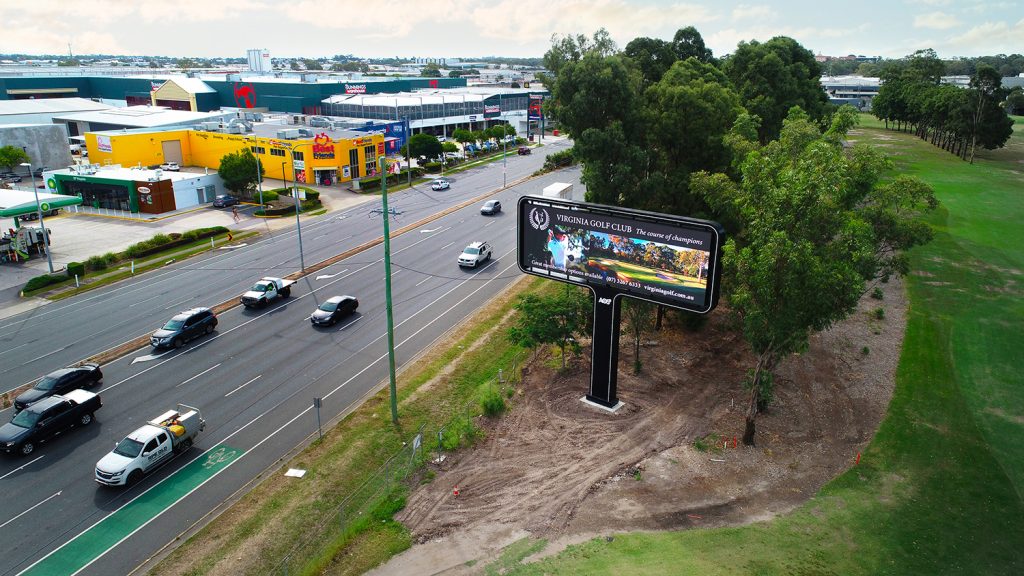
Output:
[[82, 120, 387, 187], [44, 164, 225, 214], [0, 97, 114, 127], [52, 106, 235, 137], [0, 124, 73, 174]]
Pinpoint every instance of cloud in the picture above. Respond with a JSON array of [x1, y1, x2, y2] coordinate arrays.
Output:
[[906, 0, 951, 6], [731, 4, 776, 22], [707, 23, 868, 56], [944, 17, 1024, 54], [913, 11, 960, 29]]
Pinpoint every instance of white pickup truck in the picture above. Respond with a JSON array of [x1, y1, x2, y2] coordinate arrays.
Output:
[[240, 277, 295, 308], [94, 404, 205, 487]]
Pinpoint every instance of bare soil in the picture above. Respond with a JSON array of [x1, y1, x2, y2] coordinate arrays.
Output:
[[374, 278, 906, 575]]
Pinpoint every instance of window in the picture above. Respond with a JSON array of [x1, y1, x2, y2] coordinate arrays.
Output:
[[270, 148, 286, 157], [250, 146, 266, 155], [144, 439, 158, 454], [363, 145, 376, 175], [292, 150, 304, 162], [157, 432, 168, 444]]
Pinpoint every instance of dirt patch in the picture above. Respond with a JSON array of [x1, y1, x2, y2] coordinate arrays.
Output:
[[374, 278, 906, 575]]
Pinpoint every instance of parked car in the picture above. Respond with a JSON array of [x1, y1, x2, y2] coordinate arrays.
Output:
[[19, 207, 59, 221], [480, 200, 502, 215], [1, 172, 22, 183], [14, 363, 103, 412], [213, 194, 239, 208], [160, 162, 180, 171], [517, 147, 531, 155], [431, 178, 450, 191], [458, 241, 492, 268], [1, 390, 102, 456], [437, 136, 447, 142], [150, 307, 218, 349], [310, 295, 359, 327]]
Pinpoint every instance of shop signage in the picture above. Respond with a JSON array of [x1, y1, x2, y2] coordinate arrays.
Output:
[[40, 202, 50, 212], [352, 137, 373, 146], [469, 115, 477, 121], [97, 135, 112, 153], [46, 178, 56, 190], [234, 83, 257, 108], [312, 133, 335, 159], [345, 84, 367, 94], [293, 160, 305, 170], [137, 186, 151, 194], [377, 143, 384, 155], [484, 105, 500, 114], [343, 165, 351, 178]]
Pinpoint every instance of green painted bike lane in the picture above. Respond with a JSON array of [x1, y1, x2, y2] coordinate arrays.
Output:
[[22, 445, 243, 576]]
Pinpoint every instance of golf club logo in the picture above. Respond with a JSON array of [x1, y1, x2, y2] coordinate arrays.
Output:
[[529, 207, 549, 231]]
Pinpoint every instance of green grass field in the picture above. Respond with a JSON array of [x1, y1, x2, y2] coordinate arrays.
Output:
[[502, 116, 1024, 575]]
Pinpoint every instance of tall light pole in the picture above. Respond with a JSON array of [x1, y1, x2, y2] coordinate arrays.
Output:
[[379, 155, 399, 424], [246, 137, 264, 207], [500, 93, 507, 188], [20, 162, 53, 273], [282, 155, 305, 270]]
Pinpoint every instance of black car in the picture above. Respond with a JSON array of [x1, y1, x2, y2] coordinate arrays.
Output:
[[151, 307, 218, 348], [213, 194, 239, 208], [1, 172, 22, 183], [1, 390, 101, 456], [517, 147, 531, 155], [310, 296, 359, 326], [14, 363, 103, 411], [481, 200, 502, 215]]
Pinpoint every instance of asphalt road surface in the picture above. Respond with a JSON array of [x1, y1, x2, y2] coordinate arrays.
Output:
[[0, 142, 580, 576]]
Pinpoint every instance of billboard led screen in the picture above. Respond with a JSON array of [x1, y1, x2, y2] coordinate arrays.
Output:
[[518, 196, 723, 313]]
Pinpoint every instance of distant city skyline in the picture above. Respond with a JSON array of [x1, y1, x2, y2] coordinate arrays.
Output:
[[0, 0, 1020, 61]]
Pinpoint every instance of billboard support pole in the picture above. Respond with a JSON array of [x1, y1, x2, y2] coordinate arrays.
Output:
[[585, 287, 623, 409]]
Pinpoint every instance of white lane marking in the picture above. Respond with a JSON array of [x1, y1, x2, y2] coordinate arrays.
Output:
[[131, 349, 174, 364], [175, 363, 221, 388], [0, 455, 44, 481], [225, 375, 262, 397], [484, 221, 494, 227], [218, 243, 248, 249], [339, 317, 362, 331], [415, 277, 431, 287], [315, 268, 349, 281], [163, 296, 194, 310], [420, 228, 440, 233], [0, 341, 32, 358], [441, 242, 454, 250], [21, 345, 69, 366], [0, 491, 61, 531]]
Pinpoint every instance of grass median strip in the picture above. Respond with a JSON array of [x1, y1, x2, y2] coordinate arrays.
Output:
[[23, 445, 243, 576]]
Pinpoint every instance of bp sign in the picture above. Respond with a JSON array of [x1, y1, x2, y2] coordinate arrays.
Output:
[[47, 178, 56, 190], [518, 196, 724, 408], [39, 202, 50, 212]]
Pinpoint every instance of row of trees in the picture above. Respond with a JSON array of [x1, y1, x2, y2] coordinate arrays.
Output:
[[400, 125, 518, 163], [872, 49, 1015, 163], [534, 28, 940, 444]]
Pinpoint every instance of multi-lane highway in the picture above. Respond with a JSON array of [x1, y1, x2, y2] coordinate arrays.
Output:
[[0, 140, 579, 576]]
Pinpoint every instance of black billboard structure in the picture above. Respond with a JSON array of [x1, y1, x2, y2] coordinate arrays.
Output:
[[517, 196, 724, 410]]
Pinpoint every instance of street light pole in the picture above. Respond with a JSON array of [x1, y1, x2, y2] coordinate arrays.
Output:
[[247, 137, 264, 207], [283, 156, 305, 270], [500, 93, 507, 188], [379, 155, 399, 425], [21, 162, 53, 273]]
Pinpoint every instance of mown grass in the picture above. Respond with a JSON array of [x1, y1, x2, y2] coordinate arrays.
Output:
[[499, 116, 1024, 574]]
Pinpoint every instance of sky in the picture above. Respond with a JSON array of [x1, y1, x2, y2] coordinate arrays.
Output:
[[0, 0, 1020, 60]]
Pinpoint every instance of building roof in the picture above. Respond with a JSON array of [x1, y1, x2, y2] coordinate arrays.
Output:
[[52, 165, 211, 182], [0, 97, 115, 117], [164, 78, 215, 94], [53, 106, 232, 128]]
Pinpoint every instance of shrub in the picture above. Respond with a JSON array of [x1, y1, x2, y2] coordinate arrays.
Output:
[[150, 233, 172, 246], [543, 148, 576, 170], [479, 383, 506, 417], [102, 252, 118, 265], [24, 273, 65, 292], [873, 307, 886, 320], [422, 161, 442, 173], [85, 255, 108, 271], [303, 189, 320, 201], [256, 190, 279, 203], [871, 287, 884, 300], [440, 415, 479, 451], [66, 262, 85, 278], [168, 232, 182, 241]]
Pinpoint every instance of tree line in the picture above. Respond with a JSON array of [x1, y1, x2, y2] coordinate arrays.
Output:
[[872, 49, 1015, 163], [509, 27, 941, 445]]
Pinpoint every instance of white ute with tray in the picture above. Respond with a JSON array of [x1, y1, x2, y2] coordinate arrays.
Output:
[[95, 404, 205, 487]]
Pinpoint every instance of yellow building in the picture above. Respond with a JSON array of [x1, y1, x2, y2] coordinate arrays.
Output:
[[84, 125, 387, 186]]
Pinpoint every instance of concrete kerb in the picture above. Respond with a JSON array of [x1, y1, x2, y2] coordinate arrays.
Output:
[[0, 172, 536, 407]]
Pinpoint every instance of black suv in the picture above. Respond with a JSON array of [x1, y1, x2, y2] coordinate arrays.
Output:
[[14, 363, 103, 411], [151, 307, 218, 349]]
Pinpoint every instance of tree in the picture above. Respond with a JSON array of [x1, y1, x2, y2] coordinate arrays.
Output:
[[1006, 88, 1024, 116], [177, 58, 197, 69], [407, 133, 442, 160], [508, 287, 590, 368], [623, 36, 676, 84], [622, 299, 655, 373], [542, 28, 618, 78], [218, 150, 264, 196], [691, 108, 937, 445], [420, 63, 442, 77], [302, 59, 323, 71], [671, 26, 713, 63], [0, 145, 29, 171], [452, 128, 474, 148], [723, 36, 828, 142], [968, 64, 1013, 163]]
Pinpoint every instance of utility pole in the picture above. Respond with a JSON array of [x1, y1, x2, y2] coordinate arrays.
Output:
[[379, 156, 399, 424]]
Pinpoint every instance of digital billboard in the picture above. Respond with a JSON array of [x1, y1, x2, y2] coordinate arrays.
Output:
[[518, 196, 723, 314]]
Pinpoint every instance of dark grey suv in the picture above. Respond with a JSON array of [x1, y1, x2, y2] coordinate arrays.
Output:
[[151, 308, 218, 349]]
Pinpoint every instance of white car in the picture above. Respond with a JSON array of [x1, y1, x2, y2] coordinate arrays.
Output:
[[458, 241, 492, 268], [160, 162, 180, 171], [431, 178, 450, 191]]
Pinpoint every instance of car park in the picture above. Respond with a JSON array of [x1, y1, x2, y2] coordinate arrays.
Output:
[[480, 200, 502, 215], [431, 178, 450, 191], [310, 295, 359, 326], [150, 308, 218, 349], [458, 241, 492, 268], [14, 363, 103, 412], [160, 162, 180, 171], [213, 194, 239, 207], [517, 147, 531, 155]]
